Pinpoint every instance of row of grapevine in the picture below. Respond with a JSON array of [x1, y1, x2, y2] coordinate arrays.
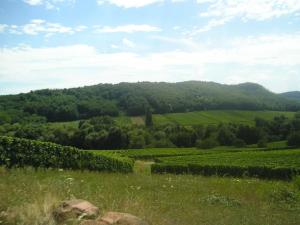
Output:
[[0, 136, 134, 173], [151, 149, 300, 180], [116, 147, 261, 160], [151, 163, 298, 180]]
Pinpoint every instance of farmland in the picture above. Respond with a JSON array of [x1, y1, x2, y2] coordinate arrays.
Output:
[[152, 149, 300, 179], [155, 149, 300, 169], [87, 146, 263, 160], [152, 110, 295, 126]]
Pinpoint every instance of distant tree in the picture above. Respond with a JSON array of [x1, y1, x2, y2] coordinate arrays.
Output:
[[236, 125, 263, 144], [257, 138, 268, 148], [145, 107, 153, 127], [196, 138, 219, 149], [287, 132, 300, 147], [129, 134, 145, 149], [217, 126, 236, 146], [0, 112, 11, 125], [295, 111, 300, 119], [233, 139, 246, 148]]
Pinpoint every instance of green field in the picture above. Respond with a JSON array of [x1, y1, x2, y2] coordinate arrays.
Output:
[[156, 149, 300, 169], [1, 168, 299, 225], [87, 147, 300, 179], [153, 110, 295, 126], [152, 149, 300, 179], [88, 147, 263, 160], [48, 110, 295, 128]]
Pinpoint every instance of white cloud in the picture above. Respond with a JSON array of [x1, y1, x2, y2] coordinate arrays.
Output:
[[199, 0, 300, 20], [23, 0, 75, 10], [0, 24, 8, 33], [95, 24, 161, 33], [190, 17, 231, 34], [97, 0, 163, 8], [194, 0, 300, 33], [151, 35, 203, 50], [23, 0, 43, 5], [1, 20, 85, 36], [1, 33, 300, 93], [122, 38, 136, 48]]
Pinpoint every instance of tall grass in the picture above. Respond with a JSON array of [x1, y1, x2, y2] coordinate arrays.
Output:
[[0, 167, 299, 225]]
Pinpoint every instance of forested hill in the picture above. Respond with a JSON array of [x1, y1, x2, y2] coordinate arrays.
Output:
[[0, 81, 299, 122], [280, 91, 300, 102]]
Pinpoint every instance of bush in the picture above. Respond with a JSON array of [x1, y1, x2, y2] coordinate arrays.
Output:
[[196, 138, 219, 149], [257, 139, 267, 148], [287, 132, 300, 147], [233, 139, 246, 148], [0, 136, 133, 173]]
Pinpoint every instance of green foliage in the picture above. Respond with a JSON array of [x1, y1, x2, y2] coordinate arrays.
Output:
[[145, 108, 153, 127], [217, 126, 236, 146], [288, 132, 300, 147], [0, 112, 11, 125], [196, 138, 219, 149], [153, 110, 295, 126], [294, 176, 300, 190], [152, 149, 300, 180], [0, 109, 298, 151], [1, 81, 299, 123], [0, 136, 133, 173], [257, 138, 268, 148], [233, 139, 246, 148], [114, 148, 204, 160]]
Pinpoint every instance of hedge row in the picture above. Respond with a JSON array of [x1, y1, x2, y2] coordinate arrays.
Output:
[[151, 163, 299, 180], [0, 136, 134, 173]]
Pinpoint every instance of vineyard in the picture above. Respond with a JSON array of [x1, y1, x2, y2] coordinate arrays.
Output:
[[88, 148, 205, 160], [151, 149, 300, 180], [152, 110, 295, 126], [1, 135, 299, 180], [0, 136, 134, 173]]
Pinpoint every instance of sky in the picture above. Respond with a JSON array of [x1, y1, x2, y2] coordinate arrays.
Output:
[[0, 0, 300, 95]]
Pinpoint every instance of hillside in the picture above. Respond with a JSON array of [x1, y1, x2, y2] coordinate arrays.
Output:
[[281, 91, 300, 102], [152, 110, 295, 126], [0, 81, 299, 123]]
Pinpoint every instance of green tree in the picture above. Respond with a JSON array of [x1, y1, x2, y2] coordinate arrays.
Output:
[[145, 108, 153, 127]]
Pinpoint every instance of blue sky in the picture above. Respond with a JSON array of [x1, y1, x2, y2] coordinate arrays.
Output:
[[0, 0, 300, 94]]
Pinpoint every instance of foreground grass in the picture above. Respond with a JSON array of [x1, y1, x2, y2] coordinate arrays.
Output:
[[0, 167, 299, 225]]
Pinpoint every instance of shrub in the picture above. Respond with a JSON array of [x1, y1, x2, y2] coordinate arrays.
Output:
[[196, 138, 218, 149], [287, 132, 300, 147], [257, 139, 267, 148], [233, 139, 246, 148], [0, 136, 133, 173]]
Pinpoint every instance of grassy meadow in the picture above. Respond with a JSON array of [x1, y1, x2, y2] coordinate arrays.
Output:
[[0, 167, 300, 225]]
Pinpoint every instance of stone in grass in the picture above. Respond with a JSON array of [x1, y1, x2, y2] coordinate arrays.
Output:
[[80, 211, 149, 225], [53, 199, 100, 223]]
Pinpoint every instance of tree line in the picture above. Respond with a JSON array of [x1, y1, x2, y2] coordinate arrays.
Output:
[[1, 81, 300, 123], [1, 112, 300, 150]]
